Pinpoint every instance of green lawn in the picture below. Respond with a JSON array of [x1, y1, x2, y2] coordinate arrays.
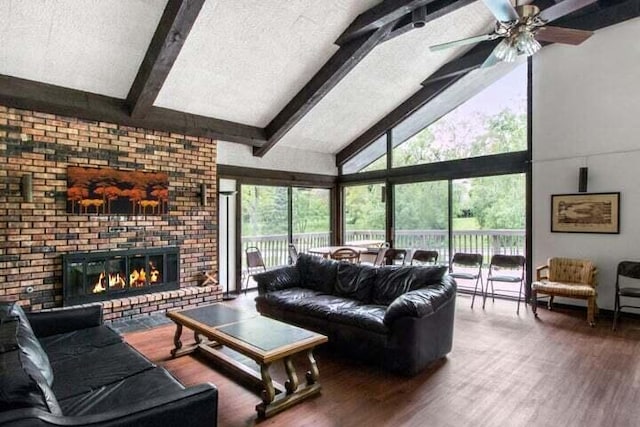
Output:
[[452, 217, 480, 230]]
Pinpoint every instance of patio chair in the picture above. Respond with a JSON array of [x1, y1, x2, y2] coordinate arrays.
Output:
[[449, 253, 484, 309], [612, 261, 640, 330], [486, 254, 526, 314], [383, 248, 407, 265], [288, 243, 299, 265], [330, 247, 360, 263], [244, 246, 266, 294], [408, 249, 439, 265], [531, 257, 598, 326]]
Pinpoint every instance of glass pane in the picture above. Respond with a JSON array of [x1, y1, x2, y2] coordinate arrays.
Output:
[[241, 185, 289, 269], [292, 188, 331, 254], [129, 255, 147, 288], [342, 134, 387, 174], [393, 63, 527, 168], [451, 174, 526, 291], [344, 183, 386, 245], [394, 181, 449, 264]]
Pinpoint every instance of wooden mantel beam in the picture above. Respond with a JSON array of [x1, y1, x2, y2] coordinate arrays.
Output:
[[126, 0, 206, 119]]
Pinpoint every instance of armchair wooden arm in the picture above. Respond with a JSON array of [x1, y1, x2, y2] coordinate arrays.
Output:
[[536, 265, 549, 281]]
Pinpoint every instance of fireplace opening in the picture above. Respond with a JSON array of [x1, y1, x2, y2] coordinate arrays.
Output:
[[63, 247, 180, 306]]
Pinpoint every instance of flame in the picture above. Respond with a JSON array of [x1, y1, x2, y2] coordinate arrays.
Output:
[[109, 273, 126, 289], [92, 272, 106, 293]]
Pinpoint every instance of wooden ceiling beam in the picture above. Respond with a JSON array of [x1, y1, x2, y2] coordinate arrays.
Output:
[[0, 74, 266, 147], [253, 23, 394, 157], [126, 0, 205, 119], [335, 0, 434, 46]]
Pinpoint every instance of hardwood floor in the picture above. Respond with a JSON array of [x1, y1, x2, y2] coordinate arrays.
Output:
[[124, 293, 640, 427]]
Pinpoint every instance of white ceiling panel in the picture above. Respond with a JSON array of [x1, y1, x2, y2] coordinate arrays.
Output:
[[0, 0, 167, 98], [155, 0, 380, 126], [277, 1, 495, 154]]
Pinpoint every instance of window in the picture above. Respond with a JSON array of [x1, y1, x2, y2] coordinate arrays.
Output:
[[292, 188, 331, 252], [343, 183, 386, 244], [392, 63, 527, 168], [342, 135, 387, 174]]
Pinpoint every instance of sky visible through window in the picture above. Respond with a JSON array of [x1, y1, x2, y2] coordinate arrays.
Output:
[[392, 62, 528, 168]]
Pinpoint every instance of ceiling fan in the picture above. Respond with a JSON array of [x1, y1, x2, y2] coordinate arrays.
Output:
[[429, 0, 595, 66]]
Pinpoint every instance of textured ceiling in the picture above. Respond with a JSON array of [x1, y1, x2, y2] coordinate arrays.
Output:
[[155, 0, 380, 127], [0, 0, 167, 98], [278, 1, 495, 154]]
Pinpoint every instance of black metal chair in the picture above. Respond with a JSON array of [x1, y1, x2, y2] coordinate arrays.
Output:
[[486, 254, 526, 314], [408, 249, 439, 265], [244, 246, 266, 294], [288, 243, 299, 265], [383, 248, 407, 266], [449, 253, 484, 308], [613, 261, 640, 330]]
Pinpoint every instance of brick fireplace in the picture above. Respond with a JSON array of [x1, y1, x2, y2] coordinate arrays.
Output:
[[0, 105, 222, 320]]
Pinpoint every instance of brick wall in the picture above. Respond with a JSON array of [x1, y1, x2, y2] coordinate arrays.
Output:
[[0, 105, 222, 315]]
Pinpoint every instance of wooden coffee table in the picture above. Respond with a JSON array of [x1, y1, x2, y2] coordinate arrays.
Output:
[[167, 304, 328, 418]]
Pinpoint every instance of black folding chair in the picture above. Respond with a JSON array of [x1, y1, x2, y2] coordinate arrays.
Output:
[[486, 254, 526, 314], [449, 253, 484, 308], [613, 261, 640, 330]]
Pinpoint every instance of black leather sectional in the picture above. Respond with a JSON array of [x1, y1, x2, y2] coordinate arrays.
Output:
[[254, 254, 457, 376], [0, 302, 218, 427]]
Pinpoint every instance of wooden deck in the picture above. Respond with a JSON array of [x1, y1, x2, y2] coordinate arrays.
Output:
[[124, 293, 640, 427]]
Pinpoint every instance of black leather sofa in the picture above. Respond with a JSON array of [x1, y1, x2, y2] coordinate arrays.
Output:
[[254, 254, 456, 375], [0, 302, 218, 427]]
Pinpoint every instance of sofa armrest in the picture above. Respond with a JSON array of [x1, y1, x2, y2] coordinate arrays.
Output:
[[0, 383, 218, 427], [254, 266, 300, 295], [384, 276, 456, 326], [27, 304, 103, 338]]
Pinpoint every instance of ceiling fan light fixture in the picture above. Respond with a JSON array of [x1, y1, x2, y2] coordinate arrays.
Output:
[[515, 30, 541, 56], [494, 38, 518, 62]]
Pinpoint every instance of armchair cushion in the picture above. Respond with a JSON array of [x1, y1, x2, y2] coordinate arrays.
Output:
[[547, 257, 596, 285], [531, 281, 596, 297]]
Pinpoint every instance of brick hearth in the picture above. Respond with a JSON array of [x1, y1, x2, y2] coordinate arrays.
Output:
[[0, 105, 222, 315]]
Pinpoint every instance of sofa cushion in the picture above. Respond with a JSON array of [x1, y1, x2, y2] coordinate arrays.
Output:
[[335, 263, 377, 302], [327, 305, 388, 334], [0, 321, 62, 415], [372, 265, 447, 306], [0, 302, 54, 387], [51, 340, 155, 400], [296, 253, 338, 294], [60, 367, 184, 416], [40, 325, 123, 364], [261, 290, 362, 318]]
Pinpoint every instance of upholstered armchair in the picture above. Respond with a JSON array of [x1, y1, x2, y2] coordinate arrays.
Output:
[[531, 257, 598, 326]]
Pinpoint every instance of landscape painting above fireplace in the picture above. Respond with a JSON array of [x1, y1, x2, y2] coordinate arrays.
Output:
[[67, 166, 169, 215]]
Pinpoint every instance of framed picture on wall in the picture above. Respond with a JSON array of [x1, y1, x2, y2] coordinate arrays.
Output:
[[551, 192, 620, 234]]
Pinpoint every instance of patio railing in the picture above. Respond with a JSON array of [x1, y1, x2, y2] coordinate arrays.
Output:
[[241, 229, 525, 270]]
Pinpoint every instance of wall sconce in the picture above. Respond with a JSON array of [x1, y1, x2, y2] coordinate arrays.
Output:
[[21, 174, 33, 202], [197, 183, 208, 206], [578, 167, 588, 193]]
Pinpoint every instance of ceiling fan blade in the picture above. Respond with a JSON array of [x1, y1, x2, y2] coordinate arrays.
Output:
[[538, 0, 598, 23], [535, 26, 593, 45], [430, 34, 496, 52], [482, 0, 519, 22], [481, 50, 502, 69]]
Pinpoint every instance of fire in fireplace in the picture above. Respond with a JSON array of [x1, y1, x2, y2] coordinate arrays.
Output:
[[63, 247, 180, 306]]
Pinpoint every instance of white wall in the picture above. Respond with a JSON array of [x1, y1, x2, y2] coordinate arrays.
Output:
[[532, 17, 640, 310], [217, 140, 338, 175]]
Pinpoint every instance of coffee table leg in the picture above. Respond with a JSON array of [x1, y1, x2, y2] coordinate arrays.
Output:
[[260, 363, 276, 405], [170, 323, 183, 357], [284, 356, 299, 394], [194, 331, 202, 344], [305, 349, 319, 385]]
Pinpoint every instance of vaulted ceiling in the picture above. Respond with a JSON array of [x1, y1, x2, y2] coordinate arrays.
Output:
[[0, 0, 637, 163]]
